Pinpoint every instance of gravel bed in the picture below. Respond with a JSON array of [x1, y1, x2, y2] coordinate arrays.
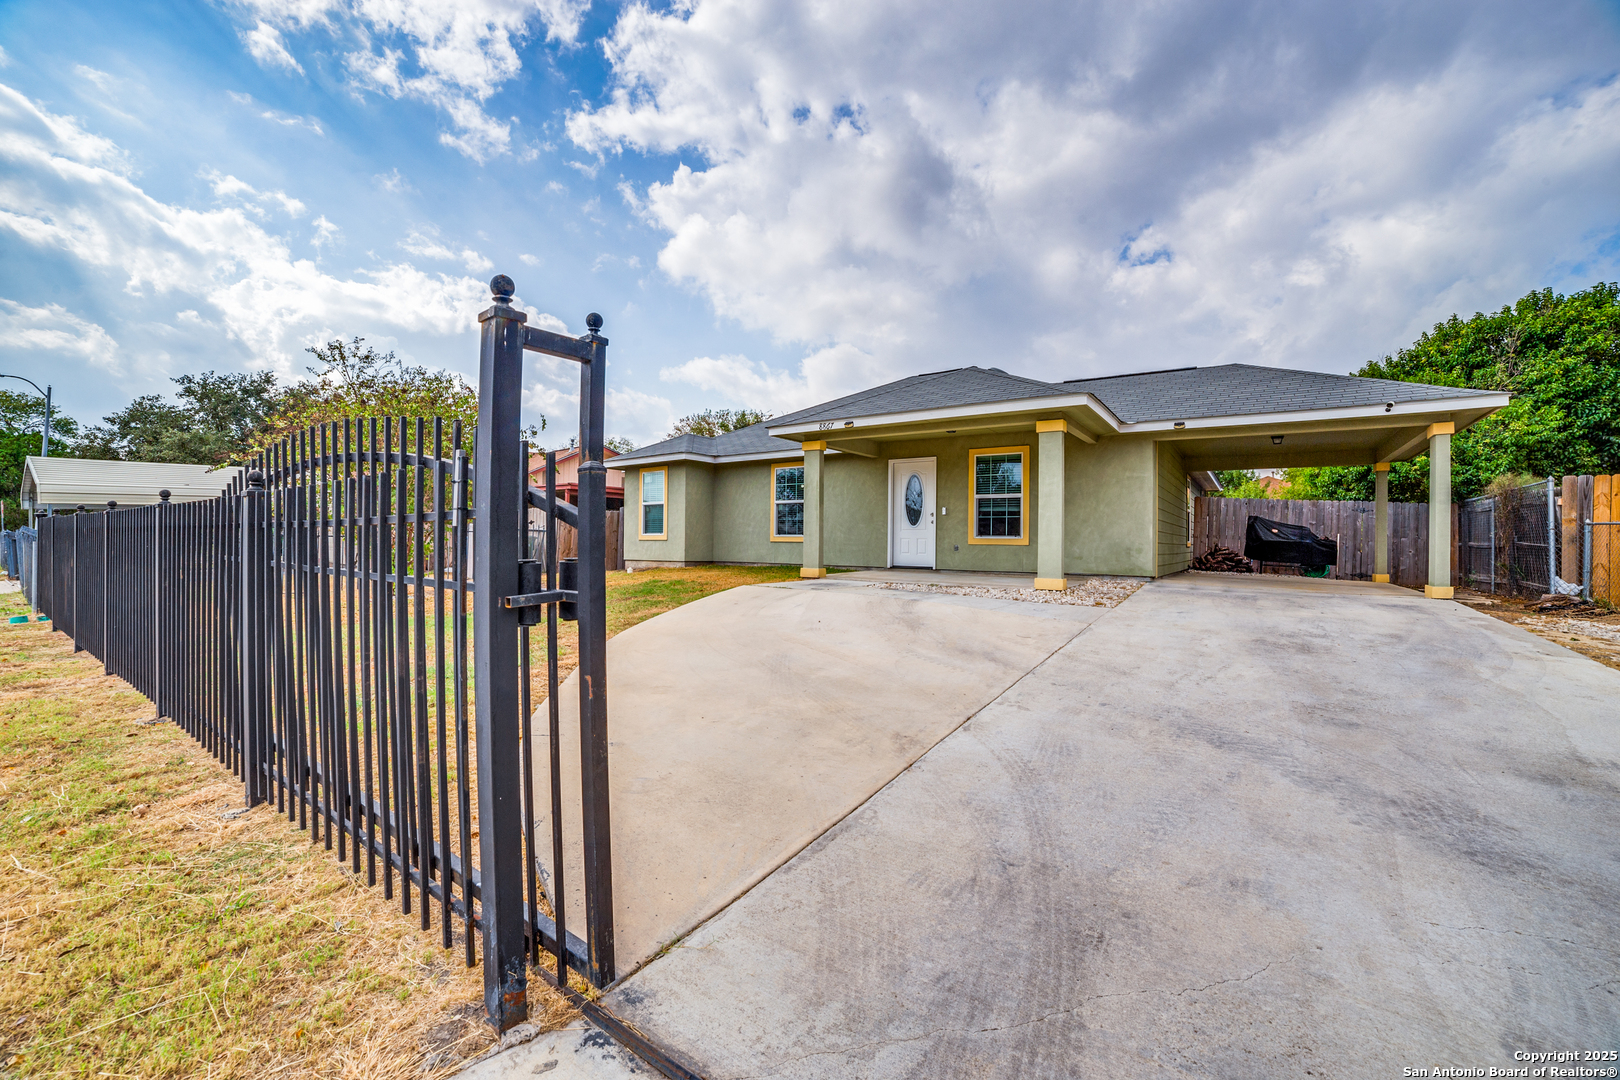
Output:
[[1521, 615, 1620, 646], [870, 577, 1143, 608]]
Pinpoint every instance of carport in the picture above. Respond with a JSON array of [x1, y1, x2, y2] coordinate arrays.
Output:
[[1152, 392, 1505, 597]]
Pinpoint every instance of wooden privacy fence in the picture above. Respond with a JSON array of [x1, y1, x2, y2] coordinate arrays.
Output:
[[1562, 474, 1620, 604], [1194, 496, 1435, 588], [529, 510, 622, 570]]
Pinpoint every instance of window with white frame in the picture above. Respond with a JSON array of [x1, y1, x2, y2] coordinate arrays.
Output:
[[772, 464, 805, 539], [971, 448, 1026, 541], [640, 467, 666, 538]]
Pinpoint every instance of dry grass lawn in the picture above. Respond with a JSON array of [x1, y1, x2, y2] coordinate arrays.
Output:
[[0, 564, 809, 1079]]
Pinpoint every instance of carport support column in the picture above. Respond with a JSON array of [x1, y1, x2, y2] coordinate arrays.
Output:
[[1425, 423, 1454, 599], [1034, 420, 1067, 590], [801, 441, 826, 579], [1373, 463, 1390, 583]]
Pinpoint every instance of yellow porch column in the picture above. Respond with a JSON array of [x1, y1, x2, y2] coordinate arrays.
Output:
[[800, 441, 826, 579], [1034, 420, 1067, 590], [1425, 423, 1454, 599], [1373, 462, 1390, 582]]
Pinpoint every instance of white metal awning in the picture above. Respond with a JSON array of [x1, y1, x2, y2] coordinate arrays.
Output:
[[20, 456, 241, 510]]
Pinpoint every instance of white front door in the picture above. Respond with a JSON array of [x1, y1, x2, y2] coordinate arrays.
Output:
[[890, 458, 937, 568]]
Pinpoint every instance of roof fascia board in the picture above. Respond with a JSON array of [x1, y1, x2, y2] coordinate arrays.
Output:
[[766, 392, 1124, 438], [764, 390, 1505, 441], [1118, 394, 1508, 435]]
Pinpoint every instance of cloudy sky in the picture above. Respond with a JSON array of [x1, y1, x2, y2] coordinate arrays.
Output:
[[1, 0, 1618, 447]]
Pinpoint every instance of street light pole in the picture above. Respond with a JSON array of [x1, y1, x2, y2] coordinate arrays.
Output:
[[0, 375, 53, 457]]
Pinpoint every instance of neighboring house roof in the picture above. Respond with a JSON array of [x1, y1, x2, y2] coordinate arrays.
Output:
[[616, 362, 1503, 466], [21, 457, 243, 508]]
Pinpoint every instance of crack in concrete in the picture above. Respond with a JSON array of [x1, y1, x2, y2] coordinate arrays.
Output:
[[1425, 921, 1620, 958], [722, 957, 1294, 1079]]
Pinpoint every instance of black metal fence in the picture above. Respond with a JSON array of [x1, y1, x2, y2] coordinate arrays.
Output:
[[18, 275, 623, 1039]]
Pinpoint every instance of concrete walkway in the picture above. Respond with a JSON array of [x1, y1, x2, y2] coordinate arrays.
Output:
[[590, 574, 1620, 1078], [537, 579, 1103, 973]]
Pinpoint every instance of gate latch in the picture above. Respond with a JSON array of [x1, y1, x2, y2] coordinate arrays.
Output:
[[503, 557, 579, 622]]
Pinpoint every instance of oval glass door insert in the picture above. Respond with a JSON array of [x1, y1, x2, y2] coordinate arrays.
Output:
[[904, 473, 924, 526]]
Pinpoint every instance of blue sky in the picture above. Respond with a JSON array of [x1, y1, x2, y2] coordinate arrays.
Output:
[[2, 0, 1618, 448]]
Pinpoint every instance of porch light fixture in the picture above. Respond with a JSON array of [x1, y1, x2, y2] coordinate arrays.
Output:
[[1173, 421, 1185, 429], [1271, 435, 1284, 445]]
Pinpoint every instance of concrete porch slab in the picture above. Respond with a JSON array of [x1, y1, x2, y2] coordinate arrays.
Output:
[[537, 583, 1103, 974]]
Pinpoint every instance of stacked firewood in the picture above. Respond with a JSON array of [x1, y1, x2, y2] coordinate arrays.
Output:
[[1191, 546, 1254, 573]]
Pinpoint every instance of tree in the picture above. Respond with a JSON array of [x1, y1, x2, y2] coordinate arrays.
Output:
[[1292, 282, 1620, 503], [76, 371, 280, 466], [665, 408, 770, 439], [0, 389, 80, 521], [257, 338, 484, 451]]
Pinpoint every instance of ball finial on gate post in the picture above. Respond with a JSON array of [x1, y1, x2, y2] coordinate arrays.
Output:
[[247, 469, 265, 490], [490, 275, 516, 306], [106, 501, 117, 511], [585, 312, 603, 333], [158, 489, 171, 502]]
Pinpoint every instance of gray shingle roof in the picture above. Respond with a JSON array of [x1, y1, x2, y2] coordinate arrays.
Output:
[[769, 367, 1069, 427], [613, 422, 801, 464], [616, 363, 1501, 463], [1063, 364, 1499, 424]]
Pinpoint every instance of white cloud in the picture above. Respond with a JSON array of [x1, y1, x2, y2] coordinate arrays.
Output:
[[242, 21, 305, 74], [519, 253, 541, 266], [0, 45, 10, 68], [571, 0, 1620, 394], [228, 92, 327, 135], [206, 171, 307, 217], [233, 0, 592, 160], [0, 83, 550, 372], [311, 214, 340, 250], [401, 228, 494, 272], [0, 298, 120, 369], [374, 168, 412, 193]]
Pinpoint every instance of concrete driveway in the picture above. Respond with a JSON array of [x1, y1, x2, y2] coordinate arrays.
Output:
[[586, 573, 1620, 1078], [537, 578, 1102, 972]]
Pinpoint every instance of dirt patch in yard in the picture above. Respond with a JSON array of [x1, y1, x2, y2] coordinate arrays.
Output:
[[1454, 590, 1620, 673]]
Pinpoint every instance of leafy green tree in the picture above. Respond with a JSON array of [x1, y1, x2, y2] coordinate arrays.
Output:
[[1293, 281, 1620, 502], [0, 389, 80, 522], [665, 408, 770, 439], [77, 372, 280, 465], [257, 338, 483, 451]]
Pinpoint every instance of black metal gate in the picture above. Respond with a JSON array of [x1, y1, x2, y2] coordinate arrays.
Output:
[[23, 274, 615, 1035]]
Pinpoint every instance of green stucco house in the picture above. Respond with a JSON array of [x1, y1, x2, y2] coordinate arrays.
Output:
[[615, 364, 1506, 595]]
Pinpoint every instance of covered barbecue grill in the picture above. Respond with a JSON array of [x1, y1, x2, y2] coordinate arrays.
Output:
[[1244, 515, 1338, 575]]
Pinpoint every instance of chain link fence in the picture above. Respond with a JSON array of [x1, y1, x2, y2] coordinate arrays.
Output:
[[1459, 476, 1620, 603], [1458, 479, 1564, 598]]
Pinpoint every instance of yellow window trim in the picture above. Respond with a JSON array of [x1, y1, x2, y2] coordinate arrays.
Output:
[[967, 445, 1030, 546], [770, 461, 806, 542], [638, 466, 667, 540]]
